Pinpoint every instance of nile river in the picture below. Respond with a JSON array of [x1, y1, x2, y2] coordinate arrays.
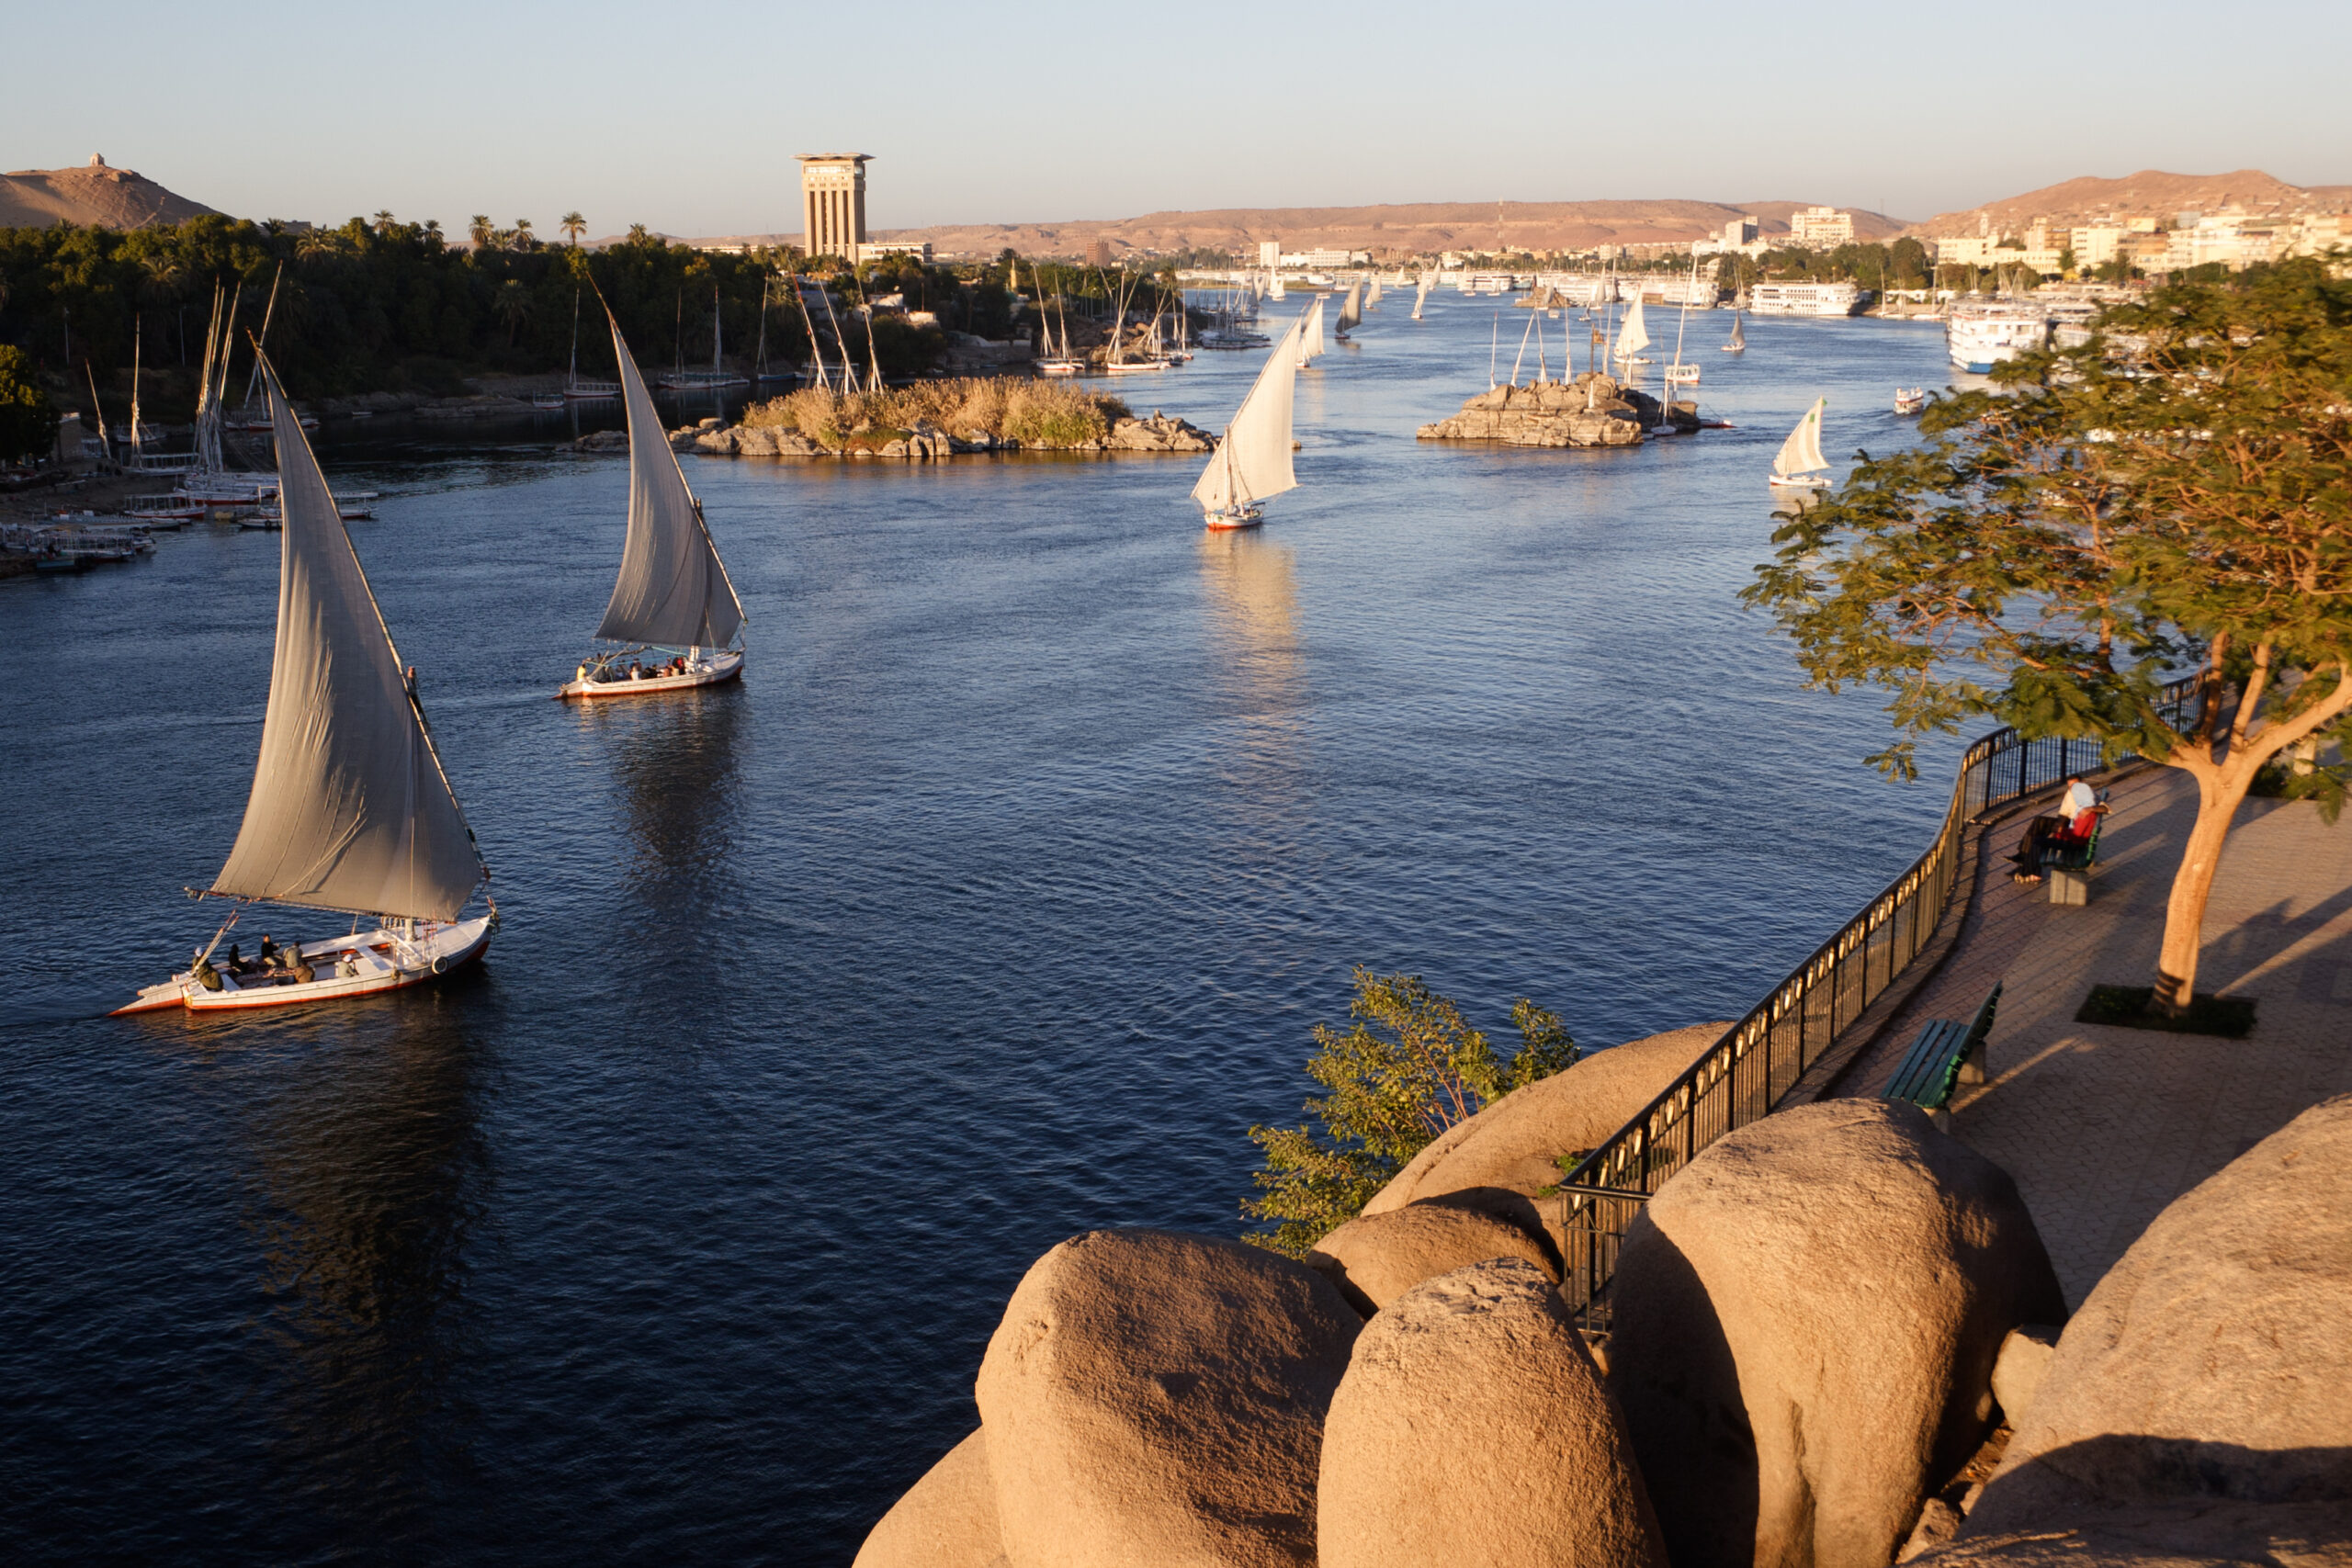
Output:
[[1, 295, 1958, 1562]]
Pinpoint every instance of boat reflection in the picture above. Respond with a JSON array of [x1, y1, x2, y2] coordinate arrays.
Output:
[[239, 998, 491, 1544], [590, 685, 746, 913], [1197, 529, 1306, 803]]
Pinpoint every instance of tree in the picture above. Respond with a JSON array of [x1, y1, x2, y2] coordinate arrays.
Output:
[[1745, 258, 2352, 1012], [560, 211, 586, 247], [469, 215, 493, 249], [372, 209, 395, 234], [0, 345, 52, 462], [513, 218, 536, 251], [493, 278, 533, 344], [1242, 969, 1577, 1256]]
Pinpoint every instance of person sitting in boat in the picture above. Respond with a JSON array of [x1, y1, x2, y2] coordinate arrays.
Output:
[[291, 953, 315, 983], [223, 942, 244, 975], [337, 951, 360, 978], [258, 934, 277, 966], [193, 954, 223, 991]]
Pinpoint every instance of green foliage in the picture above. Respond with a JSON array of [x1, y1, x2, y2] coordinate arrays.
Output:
[[1742, 258, 2352, 775], [1241, 969, 1577, 1258], [0, 344, 51, 462]]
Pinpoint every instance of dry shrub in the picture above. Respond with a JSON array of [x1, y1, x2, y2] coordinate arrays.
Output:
[[738, 378, 1130, 448]]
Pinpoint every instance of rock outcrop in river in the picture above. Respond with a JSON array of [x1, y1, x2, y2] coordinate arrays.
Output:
[[1417, 371, 1695, 447]]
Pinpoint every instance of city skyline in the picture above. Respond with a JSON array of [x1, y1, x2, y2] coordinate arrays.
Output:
[[6, 0, 2349, 239]]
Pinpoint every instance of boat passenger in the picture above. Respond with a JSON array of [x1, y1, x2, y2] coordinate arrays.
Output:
[[292, 956, 315, 983], [224, 942, 243, 974], [258, 934, 277, 965], [193, 956, 222, 991], [338, 952, 360, 978]]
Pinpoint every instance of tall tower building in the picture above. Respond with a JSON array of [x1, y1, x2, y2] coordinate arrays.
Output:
[[798, 154, 871, 260]]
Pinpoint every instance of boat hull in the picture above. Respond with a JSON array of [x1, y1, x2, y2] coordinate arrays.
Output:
[[113, 916, 494, 1015], [1204, 507, 1265, 533], [558, 649, 744, 700]]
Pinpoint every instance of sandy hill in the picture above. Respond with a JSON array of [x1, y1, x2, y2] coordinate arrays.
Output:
[[1905, 168, 2350, 236], [689, 197, 1907, 260], [0, 157, 220, 229]]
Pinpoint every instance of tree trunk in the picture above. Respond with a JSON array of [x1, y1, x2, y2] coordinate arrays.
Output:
[[2153, 761, 2259, 1011]]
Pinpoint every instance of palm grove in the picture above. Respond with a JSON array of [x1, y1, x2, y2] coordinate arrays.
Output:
[[0, 211, 1031, 448]]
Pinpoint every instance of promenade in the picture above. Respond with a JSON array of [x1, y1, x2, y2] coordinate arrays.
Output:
[[1828, 766, 2352, 1307]]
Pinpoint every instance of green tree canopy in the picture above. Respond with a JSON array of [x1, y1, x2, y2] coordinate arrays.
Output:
[[0, 344, 51, 461], [1745, 257, 2352, 1010], [1242, 969, 1577, 1257]]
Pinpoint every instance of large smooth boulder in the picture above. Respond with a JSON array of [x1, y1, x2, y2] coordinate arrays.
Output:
[[1949, 1096, 2352, 1562], [1317, 1258, 1668, 1568], [854, 1428, 1007, 1568], [1607, 1100, 2064, 1568], [1306, 1201, 1558, 1316], [974, 1228, 1360, 1568], [1363, 1023, 1732, 1234]]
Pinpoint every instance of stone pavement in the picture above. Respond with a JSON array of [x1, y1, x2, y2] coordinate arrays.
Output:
[[1828, 766, 2352, 1309]]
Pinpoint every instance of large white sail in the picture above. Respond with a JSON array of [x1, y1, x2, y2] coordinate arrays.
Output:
[[1297, 297, 1328, 366], [1336, 281, 1363, 333], [1616, 295, 1651, 359], [1365, 277, 1382, 309], [595, 314, 746, 649], [210, 360, 484, 921], [1774, 397, 1829, 477], [1412, 276, 1429, 320], [1193, 320, 1302, 516]]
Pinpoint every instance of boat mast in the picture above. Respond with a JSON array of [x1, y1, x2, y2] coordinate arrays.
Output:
[[130, 315, 143, 452], [239, 262, 284, 412]]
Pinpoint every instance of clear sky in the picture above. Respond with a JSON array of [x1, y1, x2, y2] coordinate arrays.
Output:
[[7, 0, 2347, 236]]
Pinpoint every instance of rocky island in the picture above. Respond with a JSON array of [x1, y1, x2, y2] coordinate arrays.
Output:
[[1418, 371, 1695, 447]]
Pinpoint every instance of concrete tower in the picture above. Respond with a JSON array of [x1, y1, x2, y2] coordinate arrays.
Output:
[[798, 154, 871, 261]]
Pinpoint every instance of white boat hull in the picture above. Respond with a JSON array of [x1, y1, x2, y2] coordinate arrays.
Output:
[[113, 916, 494, 1015], [558, 649, 744, 700]]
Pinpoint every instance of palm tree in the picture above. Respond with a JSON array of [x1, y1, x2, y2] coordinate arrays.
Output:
[[560, 211, 586, 247], [298, 228, 340, 259], [493, 279, 533, 346], [626, 223, 653, 247], [514, 218, 536, 251], [373, 209, 395, 234], [469, 214, 494, 249]]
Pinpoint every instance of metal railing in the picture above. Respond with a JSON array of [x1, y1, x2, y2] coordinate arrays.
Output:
[[1552, 680, 2199, 1326]]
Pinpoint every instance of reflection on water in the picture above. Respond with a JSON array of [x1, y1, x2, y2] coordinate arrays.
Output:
[[587, 686, 746, 908], [239, 995, 492, 1552], [1196, 530, 1306, 803]]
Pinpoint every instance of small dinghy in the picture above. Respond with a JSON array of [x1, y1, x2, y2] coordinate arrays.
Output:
[[558, 307, 746, 700], [1894, 387, 1927, 415], [115, 355, 496, 1016]]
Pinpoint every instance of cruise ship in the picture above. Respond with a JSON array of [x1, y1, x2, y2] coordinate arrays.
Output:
[[1746, 281, 1864, 317], [1945, 300, 2050, 373]]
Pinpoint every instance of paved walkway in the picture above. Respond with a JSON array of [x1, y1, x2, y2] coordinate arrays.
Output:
[[1830, 766, 2352, 1308]]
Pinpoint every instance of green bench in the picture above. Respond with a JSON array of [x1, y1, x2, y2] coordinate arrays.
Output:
[[2042, 816, 2103, 906], [1883, 983, 2001, 1127]]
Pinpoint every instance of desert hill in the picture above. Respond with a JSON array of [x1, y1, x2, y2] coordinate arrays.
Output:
[[0, 156, 219, 229], [688, 197, 1908, 261], [1904, 168, 2351, 236]]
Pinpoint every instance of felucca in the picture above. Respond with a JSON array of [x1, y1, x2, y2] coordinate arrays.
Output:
[[558, 311, 748, 699], [115, 356, 495, 1015], [1723, 311, 1747, 353], [1411, 274, 1430, 321], [1333, 280, 1363, 339], [1613, 293, 1652, 367], [1295, 296, 1328, 368], [1769, 397, 1831, 494], [1193, 319, 1303, 532]]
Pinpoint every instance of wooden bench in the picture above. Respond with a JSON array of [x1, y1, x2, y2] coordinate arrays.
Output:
[[2042, 817, 2103, 906], [1883, 983, 2001, 1128]]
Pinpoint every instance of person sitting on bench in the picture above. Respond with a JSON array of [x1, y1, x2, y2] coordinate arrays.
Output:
[[2009, 788, 2108, 885]]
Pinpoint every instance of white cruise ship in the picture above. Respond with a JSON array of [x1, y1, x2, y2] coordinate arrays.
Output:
[[1945, 300, 2050, 373], [1746, 281, 1864, 317]]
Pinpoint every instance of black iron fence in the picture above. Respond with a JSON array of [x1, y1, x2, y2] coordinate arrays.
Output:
[[1551, 681, 2199, 1326]]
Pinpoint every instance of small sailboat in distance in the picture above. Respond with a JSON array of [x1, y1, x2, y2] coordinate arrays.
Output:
[[559, 309, 747, 699], [115, 354, 496, 1015], [1411, 273, 1430, 321], [1723, 311, 1747, 354], [1334, 280, 1364, 339], [1193, 318, 1303, 532], [1614, 294, 1653, 367], [1296, 296, 1328, 368], [1769, 397, 1832, 495]]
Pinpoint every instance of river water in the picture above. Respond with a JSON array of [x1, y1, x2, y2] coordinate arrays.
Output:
[[1, 296, 1958, 1563]]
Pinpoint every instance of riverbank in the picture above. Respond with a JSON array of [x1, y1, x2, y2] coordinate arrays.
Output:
[[645, 379, 1215, 459]]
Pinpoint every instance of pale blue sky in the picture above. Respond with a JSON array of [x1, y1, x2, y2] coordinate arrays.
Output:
[[8, 0, 2346, 236]]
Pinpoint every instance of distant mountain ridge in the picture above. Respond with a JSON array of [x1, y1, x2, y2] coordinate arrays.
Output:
[[0, 157, 220, 229], [693, 197, 1910, 260], [1903, 169, 2352, 237]]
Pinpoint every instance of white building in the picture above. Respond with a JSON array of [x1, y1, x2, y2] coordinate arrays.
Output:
[[1788, 207, 1855, 249], [1257, 240, 1282, 269], [855, 241, 933, 265], [1279, 247, 1369, 269]]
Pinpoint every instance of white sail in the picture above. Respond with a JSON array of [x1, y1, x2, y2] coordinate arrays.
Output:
[[1365, 277, 1382, 308], [595, 314, 746, 649], [1774, 397, 1830, 477], [1728, 313, 1747, 349], [1412, 277, 1429, 320], [1193, 320, 1302, 516], [1297, 297, 1328, 366], [210, 360, 484, 921], [1269, 271, 1285, 301], [1616, 295, 1651, 358], [1336, 281, 1363, 333]]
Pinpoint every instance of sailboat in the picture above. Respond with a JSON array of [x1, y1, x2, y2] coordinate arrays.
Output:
[[1664, 257, 1702, 389], [1333, 280, 1363, 340], [1193, 319, 1303, 531], [1269, 269, 1286, 301], [559, 310, 748, 699], [114, 355, 496, 1015], [1295, 296, 1328, 368], [1612, 293, 1653, 367], [661, 286, 750, 391], [1769, 397, 1832, 495], [1364, 276, 1382, 310], [1035, 291, 1083, 375], [1723, 311, 1747, 354], [555, 312, 738, 700], [1411, 274, 1430, 321]]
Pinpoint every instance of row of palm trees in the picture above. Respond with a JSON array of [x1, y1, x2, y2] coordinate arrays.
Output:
[[458, 211, 592, 253]]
